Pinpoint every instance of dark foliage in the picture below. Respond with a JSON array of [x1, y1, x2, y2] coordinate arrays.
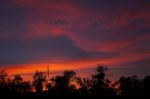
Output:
[[0, 65, 149, 98]]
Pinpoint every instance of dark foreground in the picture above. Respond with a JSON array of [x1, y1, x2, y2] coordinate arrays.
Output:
[[0, 66, 150, 98]]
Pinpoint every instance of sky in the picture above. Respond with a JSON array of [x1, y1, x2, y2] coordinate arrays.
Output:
[[0, 0, 150, 80]]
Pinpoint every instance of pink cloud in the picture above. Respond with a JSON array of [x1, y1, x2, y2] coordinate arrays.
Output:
[[5, 0, 150, 70]]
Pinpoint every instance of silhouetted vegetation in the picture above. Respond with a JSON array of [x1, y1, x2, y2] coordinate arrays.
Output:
[[0, 65, 150, 98], [33, 71, 46, 93]]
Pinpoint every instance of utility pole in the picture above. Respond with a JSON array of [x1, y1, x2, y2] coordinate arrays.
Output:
[[47, 65, 50, 80]]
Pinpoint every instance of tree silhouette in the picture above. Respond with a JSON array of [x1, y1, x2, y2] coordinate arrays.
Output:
[[13, 74, 23, 82], [76, 77, 92, 95], [90, 65, 117, 97], [91, 66, 107, 96], [50, 70, 76, 96], [10, 74, 23, 92], [0, 70, 11, 95], [0, 65, 149, 98], [142, 75, 150, 96], [0, 70, 8, 83], [10, 74, 31, 93], [33, 71, 46, 93], [119, 76, 142, 97]]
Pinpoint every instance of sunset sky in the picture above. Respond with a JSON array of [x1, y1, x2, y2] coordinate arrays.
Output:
[[0, 0, 150, 80]]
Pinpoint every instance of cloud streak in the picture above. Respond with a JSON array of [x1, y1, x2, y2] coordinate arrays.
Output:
[[0, 0, 149, 79]]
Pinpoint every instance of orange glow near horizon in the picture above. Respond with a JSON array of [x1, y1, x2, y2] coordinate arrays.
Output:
[[2, 51, 149, 81]]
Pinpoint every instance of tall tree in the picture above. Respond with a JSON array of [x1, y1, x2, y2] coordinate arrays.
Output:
[[51, 70, 76, 95], [91, 65, 109, 96], [33, 71, 46, 92], [0, 70, 9, 93]]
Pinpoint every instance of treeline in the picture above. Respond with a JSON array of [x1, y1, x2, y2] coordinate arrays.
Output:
[[0, 65, 150, 98]]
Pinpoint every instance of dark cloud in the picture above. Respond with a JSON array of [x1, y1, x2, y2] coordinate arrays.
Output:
[[120, 58, 150, 68], [0, 35, 118, 65], [0, 1, 28, 38]]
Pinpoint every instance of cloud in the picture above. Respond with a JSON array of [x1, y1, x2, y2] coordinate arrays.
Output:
[[0, 2, 28, 39], [0, 0, 149, 79], [0, 34, 118, 65], [3, 0, 150, 54]]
